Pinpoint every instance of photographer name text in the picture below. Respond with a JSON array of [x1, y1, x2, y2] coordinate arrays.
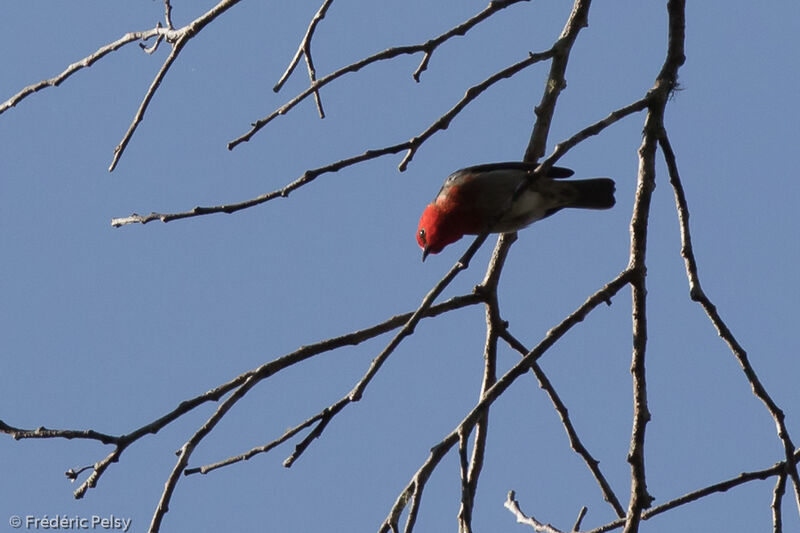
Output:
[[8, 515, 131, 532]]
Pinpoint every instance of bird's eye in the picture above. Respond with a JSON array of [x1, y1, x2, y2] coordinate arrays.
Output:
[[418, 228, 426, 244]]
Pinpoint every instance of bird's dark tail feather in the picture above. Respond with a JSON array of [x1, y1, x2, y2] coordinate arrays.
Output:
[[569, 178, 616, 209]]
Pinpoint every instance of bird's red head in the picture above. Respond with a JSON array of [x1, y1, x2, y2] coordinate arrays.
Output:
[[416, 203, 465, 261]]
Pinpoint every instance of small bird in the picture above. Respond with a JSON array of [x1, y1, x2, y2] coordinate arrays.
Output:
[[416, 162, 615, 261]]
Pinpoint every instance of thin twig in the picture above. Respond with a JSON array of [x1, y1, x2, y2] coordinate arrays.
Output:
[[505, 491, 565, 533], [140, 24, 165, 55], [0, 27, 167, 115], [399, 50, 553, 171], [228, 0, 530, 149], [412, 0, 531, 82], [148, 375, 258, 533], [660, 132, 800, 515], [109, 36, 187, 171], [457, 235, 514, 532], [1, 0, 243, 171], [281, 233, 490, 468], [273, 0, 332, 92], [620, 2, 686, 531], [523, 0, 592, 162], [572, 507, 588, 532], [273, 0, 334, 118], [621, 106, 657, 533], [458, 429, 474, 533], [184, 407, 321, 476], [579, 449, 800, 533], [3, 293, 481, 497], [111, 50, 552, 227], [379, 271, 632, 533], [641, 452, 800, 525], [539, 97, 650, 172], [772, 473, 787, 533], [109, 0, 245, 171], [174, 294, 479, 476], [0, 421, 119, 445], [499, 329, 626, 518], [163, 0, 175, 29], [72, 446, 127, 499]]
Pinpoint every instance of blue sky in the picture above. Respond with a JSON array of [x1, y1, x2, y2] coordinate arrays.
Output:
[[1, 2, 799, 532]]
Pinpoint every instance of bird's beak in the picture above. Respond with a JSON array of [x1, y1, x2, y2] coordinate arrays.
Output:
[[421, 247, 430, 262]]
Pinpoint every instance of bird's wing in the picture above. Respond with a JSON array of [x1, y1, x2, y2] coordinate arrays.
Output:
[[444, 167, 527, 217], [454, 162, 574, 178]]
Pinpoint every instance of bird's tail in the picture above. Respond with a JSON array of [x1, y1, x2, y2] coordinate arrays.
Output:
[[566, 178, 616, 209]]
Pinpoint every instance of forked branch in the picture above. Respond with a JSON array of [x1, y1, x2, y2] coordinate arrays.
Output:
[[272, 0, 335, 118]]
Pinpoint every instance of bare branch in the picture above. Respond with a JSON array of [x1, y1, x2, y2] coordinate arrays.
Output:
[[273, 0, 334, 118], [180, 294, 482, 475], [163, 0, 175, 29], [505, 490, 566, 533], [273, 0, 332, 93], [411, 0, 531, 81], [398, 50, 553, 171], [379, 270, 632, 533], [523, 0, 592, 162], [184, 403, 318, 476], [457, 430, 475, 533], [140, 24, 166, 55], [109, 0, 245, 171], [658, 0, 799, 504], [227, 0, 530, 149], [149, 375, 258, 533], [282, 400, 347, 468], [620, 3, 686, 531], [111, 50, 552, 227], [457, 236, 513, 532], [773, 473, 787, 533], [642, 451, 800, 525], [2, 0, 244, 171], [660, 132, 800, 514], [73, 446, 127, 499], [582, 449, 800, 533], [0, 420, 119, 445], [108, 36, 187, 171], [621, 108, 657, 533], [539, 97, 650, 172], [0, 27, 165, 115], [572, 507, 588, 532], [3, 293, 481, 498], [111, 140, 412, 226], [281, 234, 490, 467], [499, 329, 626, 518]]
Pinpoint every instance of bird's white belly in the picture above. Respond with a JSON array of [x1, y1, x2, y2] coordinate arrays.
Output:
[[493, 190, 549, 232]]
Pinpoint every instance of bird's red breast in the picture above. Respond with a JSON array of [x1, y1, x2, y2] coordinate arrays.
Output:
[[416, 193, 476, 259]]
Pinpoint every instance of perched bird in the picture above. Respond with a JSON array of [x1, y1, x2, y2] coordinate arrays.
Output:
[[416, 162, 615, 261]]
